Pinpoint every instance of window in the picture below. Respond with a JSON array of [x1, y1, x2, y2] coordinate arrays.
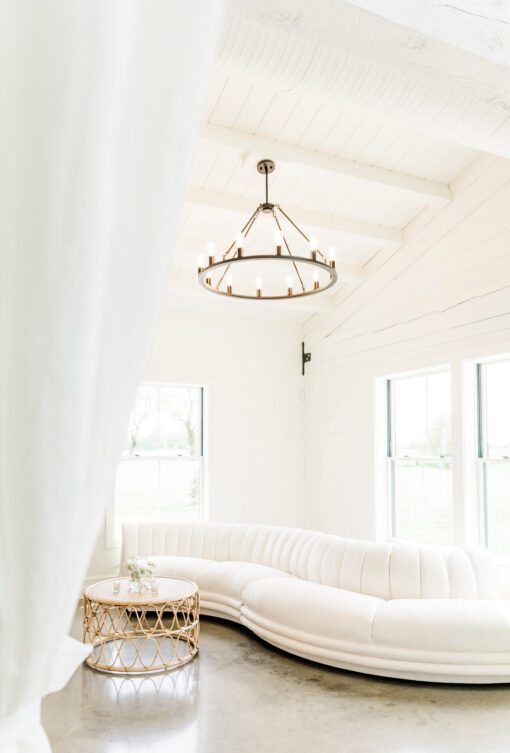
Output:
[[477, 358, 510, 556], [387, 370, 453, 545], [114, 384, 204, 535]]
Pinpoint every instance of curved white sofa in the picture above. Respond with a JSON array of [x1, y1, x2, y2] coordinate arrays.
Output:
[[121, 521, 510, 683]]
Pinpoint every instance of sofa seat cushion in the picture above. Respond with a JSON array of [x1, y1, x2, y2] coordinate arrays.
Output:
[[373, 599, 510, 653], [199, 561, 293, 608], [242, 576, 384, 645], [150, 555, 213, 584]]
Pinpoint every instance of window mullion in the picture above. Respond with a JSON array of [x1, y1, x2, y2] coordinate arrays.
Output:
[[476, 363, 489, 549], [476, 363, 484, 460], [386, 379, 393, 458], [481, 460, 488, 548]]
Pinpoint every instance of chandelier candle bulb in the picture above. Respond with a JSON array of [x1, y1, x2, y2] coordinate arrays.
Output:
[[226, 273, 233, 295], [197, 254, 204, 273], [256, 277, 262, 298], [275, 231, 283, 255], [205, 277, 212, 286], [328, 246, 336, 268], [236, 233, 244, 253]]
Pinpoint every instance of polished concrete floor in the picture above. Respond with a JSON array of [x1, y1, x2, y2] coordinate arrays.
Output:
[[43, 609, 510, 753]]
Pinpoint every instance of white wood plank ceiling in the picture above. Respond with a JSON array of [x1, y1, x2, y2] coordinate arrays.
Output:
[[163, 0, 509, 325]]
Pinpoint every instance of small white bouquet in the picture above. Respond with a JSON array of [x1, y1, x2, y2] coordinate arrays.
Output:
[[125, 556, 157, 593]]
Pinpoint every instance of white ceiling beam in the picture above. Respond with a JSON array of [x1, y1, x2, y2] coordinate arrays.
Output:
[[187, 187, 403, 249], [176, 234, 367, 284], [165, 274, 335, 314], [202, 123, 452, 207], [226, 1, 510, 160]]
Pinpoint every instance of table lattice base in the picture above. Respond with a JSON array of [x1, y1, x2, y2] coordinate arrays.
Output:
[[83, 593, 199, 674]]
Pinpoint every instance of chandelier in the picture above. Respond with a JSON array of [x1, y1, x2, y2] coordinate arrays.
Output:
[[197, 160, 338, 300]]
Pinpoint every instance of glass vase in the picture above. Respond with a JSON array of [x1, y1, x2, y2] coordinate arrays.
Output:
[[128, 575, 143, 593]]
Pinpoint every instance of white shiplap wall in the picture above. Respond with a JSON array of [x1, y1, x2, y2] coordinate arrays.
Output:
[[86, 310, 305, 581], [303, 154, 510, 539]]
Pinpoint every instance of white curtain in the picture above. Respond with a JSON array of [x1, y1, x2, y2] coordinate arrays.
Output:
[[0, 2, 224, 750]]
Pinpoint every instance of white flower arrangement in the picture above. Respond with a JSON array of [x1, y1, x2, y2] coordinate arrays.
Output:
[[125, 556, 156, 593]]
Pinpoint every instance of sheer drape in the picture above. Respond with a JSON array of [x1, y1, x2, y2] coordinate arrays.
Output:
[[0, 2, 224, 750]]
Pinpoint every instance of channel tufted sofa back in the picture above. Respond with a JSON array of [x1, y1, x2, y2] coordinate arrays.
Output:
[[121, 521, 501, 600]]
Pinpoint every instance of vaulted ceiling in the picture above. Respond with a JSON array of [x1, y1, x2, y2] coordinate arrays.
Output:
[[164, 0, 510, 325]]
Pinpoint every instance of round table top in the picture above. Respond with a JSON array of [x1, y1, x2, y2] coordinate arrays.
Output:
[[84, 576, 198, 606]]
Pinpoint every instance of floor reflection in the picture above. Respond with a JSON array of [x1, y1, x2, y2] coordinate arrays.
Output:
[[82, 656, 198, 706], [83, 658, 199, 705]]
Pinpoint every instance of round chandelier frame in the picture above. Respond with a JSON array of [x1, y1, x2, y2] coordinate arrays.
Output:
[[197, 159, 337, 301]]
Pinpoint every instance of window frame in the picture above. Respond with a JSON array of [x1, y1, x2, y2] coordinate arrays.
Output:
[[105, 381, 207, 548], [475, 356, 510, 558], [384, 365, 454, 544]]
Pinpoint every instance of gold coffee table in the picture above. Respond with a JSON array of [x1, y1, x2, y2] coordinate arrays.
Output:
[[83, 577, 199, 674]]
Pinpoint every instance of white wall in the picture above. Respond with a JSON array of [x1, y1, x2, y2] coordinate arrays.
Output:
[[303, 154, 510, 540], [86, 310, 305, 581]]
